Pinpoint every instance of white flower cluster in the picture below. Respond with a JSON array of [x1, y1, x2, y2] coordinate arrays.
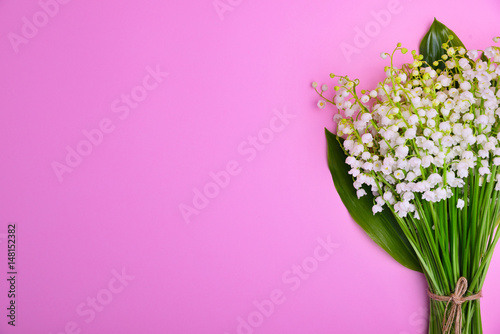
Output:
[[314, 40, 500, 218]]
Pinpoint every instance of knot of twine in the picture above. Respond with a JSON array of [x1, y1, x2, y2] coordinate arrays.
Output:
[[427, 277, 482, 334]]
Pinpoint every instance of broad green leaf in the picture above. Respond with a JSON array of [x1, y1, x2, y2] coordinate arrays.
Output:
[[325, 129, 422, 272], [420, 18, 465, 70]]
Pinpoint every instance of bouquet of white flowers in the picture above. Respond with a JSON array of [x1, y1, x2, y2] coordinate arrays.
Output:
[[314, 19, 500, 333]]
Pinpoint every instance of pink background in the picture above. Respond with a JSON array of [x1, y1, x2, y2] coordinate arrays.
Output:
[[1, 0, 500, 333]]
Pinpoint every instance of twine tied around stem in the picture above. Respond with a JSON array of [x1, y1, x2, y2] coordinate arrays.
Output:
[[427, 277, 482, 334]]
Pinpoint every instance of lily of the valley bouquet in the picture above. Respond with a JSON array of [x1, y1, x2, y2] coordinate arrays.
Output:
[[314, 19, 500, 333]]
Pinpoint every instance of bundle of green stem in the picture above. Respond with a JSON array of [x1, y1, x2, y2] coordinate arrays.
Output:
[[399, 169, 500, 333]]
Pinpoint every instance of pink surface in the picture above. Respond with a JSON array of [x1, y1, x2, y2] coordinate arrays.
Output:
[[1, 0, 500, 333]]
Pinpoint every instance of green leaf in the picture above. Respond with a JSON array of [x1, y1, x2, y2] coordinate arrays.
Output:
[[419, 18, 465, 70], [325, 129, 422, 272]]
